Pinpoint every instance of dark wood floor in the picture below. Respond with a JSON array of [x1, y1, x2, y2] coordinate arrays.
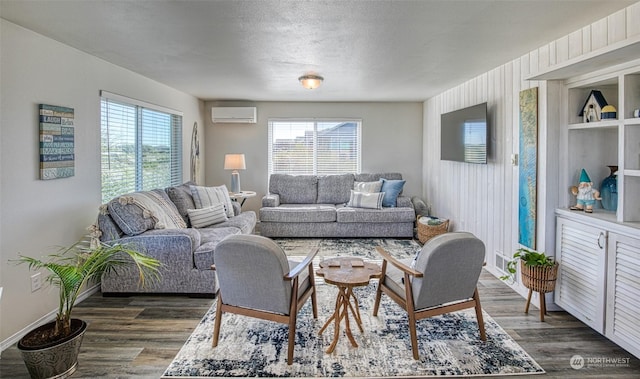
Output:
[[1, 270, 639, 378]]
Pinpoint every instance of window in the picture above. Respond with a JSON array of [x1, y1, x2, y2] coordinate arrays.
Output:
[[100, 91, 182, 203], [268, 120, 361, 175]]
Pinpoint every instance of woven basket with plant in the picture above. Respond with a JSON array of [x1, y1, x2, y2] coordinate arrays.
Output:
[[500, 247, 558, 292], [520, 260, 559, 293], [417, 216, 449, 244]]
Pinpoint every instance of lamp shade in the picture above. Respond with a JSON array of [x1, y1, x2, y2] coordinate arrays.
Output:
[[298, 75, 323, 90], [224, 154, 246, 170]]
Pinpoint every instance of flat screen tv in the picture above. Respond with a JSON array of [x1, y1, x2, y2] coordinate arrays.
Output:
[[440, 102, 488, 164]]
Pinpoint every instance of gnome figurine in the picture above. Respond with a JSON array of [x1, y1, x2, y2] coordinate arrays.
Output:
[[570, 169, 601, 213]]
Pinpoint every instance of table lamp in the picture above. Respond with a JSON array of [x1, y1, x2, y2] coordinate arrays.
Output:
[[224, 154, 246, 193]]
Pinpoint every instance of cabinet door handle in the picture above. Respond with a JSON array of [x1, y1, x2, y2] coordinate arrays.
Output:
[[598, 232, 606, 249]]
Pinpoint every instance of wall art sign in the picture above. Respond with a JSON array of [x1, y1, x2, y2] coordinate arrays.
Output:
[[518, 87, 538, 250], [39, 104, 75, 180]]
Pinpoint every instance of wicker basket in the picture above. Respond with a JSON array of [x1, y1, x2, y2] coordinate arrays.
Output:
[[520, 260, 559, 293], [417, 216, 449, 244]]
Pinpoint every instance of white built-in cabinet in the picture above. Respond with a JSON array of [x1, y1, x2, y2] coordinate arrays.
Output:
[[555, 216, 607, 333], [555, 63, 640, 359], [556, 209, 640, 358], [606, 232, 640, 358]]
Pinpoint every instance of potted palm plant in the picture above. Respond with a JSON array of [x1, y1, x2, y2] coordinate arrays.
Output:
[[14, 236, 161, 379]]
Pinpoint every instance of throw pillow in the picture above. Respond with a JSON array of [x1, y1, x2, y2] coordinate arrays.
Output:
[[354, 181, 382, 193], [187, 203, 228, 228], [380, 178, 406, 207], [166, 181, 197, 226], [107, 189, 186, 236], [190, 185, 234, 218], [347, 190, 384, 210]]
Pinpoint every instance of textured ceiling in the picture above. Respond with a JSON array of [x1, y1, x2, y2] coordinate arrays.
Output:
[[1, 0, 636, 101]]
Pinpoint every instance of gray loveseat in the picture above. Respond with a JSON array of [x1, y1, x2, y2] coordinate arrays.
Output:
[[259, 173, 415, 238], [94, 182, 256, 296]]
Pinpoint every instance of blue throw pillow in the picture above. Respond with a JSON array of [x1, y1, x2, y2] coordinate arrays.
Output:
[[380, 178, 406, 207]]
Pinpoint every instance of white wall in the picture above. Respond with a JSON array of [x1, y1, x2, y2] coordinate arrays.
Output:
[[203, 101, 424, 215], [0, 20, 205, 346], [423, 63, 547, 300], [423, 2, 640, 301]]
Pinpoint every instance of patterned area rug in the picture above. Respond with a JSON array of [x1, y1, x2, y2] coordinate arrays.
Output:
[[275, 238, 420, 261], [163, 239, 544, 378]]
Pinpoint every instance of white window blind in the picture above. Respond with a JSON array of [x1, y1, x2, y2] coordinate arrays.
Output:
[[100, 92, 182, 203], [268, 120, 361, 175]]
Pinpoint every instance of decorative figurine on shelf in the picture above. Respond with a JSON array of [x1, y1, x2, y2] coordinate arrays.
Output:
[[570, 169, 601, 214], [579, 90, 607, 123]]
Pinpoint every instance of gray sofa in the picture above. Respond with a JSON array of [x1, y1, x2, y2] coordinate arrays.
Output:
[[94, 182, 256, 296], [259, 173, 415, 238]]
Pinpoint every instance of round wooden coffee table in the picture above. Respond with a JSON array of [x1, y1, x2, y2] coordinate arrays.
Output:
[[316, 257, 382, 353]]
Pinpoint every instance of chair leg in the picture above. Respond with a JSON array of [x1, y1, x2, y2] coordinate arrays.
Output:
[[309, 265, 318, 319], [408, 312, 420, 360], [373, 261, 387, 317], [473, 288, 487, 341], [373, 282, 383, 316], [287, 313, 297, 365], [212, 295, 223, 347]]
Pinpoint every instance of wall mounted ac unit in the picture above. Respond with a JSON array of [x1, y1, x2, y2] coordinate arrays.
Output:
[[211, 107, 257, 123]]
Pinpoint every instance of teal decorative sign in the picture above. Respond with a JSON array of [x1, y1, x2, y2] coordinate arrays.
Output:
[[39, 104, 75, 180]]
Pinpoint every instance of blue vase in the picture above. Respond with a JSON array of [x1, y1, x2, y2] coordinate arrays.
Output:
[[600, 165, 618, 211]]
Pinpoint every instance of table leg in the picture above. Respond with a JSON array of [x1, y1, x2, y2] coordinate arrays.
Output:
[[346, 287, 364, 333], [320, 286, 363, 353], [326, 288, 347, 353]]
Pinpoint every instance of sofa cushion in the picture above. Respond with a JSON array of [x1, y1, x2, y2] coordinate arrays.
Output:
[[268, 174, 318, 204], [336, 206, 416, 223], [317, 173, 354, 204], [347, 190, 384, 209], [190, 185, 234, 218], [259, 204, 337, 223], [166, 181, 196, 225], [193, 227, 242, 270], [380, 178, 406, 207], [107, 189, 186, 236], [187, 203, 228, 228], [354, 180, 383, 193], [210, 211, 257, 235]]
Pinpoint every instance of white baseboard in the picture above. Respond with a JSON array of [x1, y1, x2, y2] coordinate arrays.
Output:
[[0, 283, 100, 353]]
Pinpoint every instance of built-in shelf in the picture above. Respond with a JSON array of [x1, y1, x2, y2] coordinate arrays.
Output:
[[568, 120, 618, 130], [563, 65, 640, 223]]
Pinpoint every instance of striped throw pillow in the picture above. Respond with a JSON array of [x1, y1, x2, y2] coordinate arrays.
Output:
[[347, 190, 384, 209], [190, 185, 234, 218], [187, 203, 228, 228], [354, 181, 383, 193]]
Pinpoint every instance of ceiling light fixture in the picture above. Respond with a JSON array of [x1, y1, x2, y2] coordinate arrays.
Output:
[[298, 74, 324, 90]]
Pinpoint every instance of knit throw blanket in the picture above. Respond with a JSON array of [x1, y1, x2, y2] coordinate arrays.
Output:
[[124, 190, 187, 230]]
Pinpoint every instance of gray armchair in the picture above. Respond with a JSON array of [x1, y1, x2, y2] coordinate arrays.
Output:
[[212, 234, 318, 365], [373, 232, 487, 359]]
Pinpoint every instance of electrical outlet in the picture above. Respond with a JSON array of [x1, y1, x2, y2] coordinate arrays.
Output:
[[31, 272, 42, 292]]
